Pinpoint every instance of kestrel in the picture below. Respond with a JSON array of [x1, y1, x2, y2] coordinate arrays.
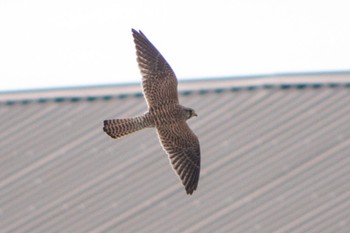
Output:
[[103, 29, 200, 195]]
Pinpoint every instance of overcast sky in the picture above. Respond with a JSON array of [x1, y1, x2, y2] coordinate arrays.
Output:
[[0, 0, 349, 91]]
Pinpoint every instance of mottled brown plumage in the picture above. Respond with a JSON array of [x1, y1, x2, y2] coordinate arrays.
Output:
[[103, 29, 200, 195]]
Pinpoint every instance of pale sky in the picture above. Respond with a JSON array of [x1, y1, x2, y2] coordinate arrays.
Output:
[[0, 0, 349, 91]]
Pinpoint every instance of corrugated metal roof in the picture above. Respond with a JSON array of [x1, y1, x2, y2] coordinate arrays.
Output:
[[1, 73, 350, 232]]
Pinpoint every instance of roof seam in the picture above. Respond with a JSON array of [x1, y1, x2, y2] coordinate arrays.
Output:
[[1, 82, 349, 106]]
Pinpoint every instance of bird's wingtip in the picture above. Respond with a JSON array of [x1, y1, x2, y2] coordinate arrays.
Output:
[[131, 28, 145, 37], [186, 186, 197, 195]]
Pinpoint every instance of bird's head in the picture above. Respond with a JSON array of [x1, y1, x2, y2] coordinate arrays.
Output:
[[184, 107, 198, 120]]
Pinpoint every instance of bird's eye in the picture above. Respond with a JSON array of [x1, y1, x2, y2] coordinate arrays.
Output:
[[188, 110, 193, 118]]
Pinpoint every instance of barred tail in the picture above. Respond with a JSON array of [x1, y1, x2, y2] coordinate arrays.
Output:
[[103, 115, 150, 139]]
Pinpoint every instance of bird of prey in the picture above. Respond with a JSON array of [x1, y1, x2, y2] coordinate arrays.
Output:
[[103, 29, 200, 195]]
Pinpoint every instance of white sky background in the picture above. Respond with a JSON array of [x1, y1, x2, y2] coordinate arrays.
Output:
[[0, 0, 349, 91]]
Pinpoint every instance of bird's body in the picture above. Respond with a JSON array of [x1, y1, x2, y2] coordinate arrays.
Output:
[[103, 29, 200, 195], [104, 104, 195, 137]]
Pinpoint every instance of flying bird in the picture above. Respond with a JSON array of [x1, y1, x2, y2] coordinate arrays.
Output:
[[103, 29, 200, 195]]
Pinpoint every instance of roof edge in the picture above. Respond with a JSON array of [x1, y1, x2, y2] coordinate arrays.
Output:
[[1, 71, 350, 103]]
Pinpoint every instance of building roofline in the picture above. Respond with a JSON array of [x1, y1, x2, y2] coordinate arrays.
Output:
[[1, 70, 350, 104]]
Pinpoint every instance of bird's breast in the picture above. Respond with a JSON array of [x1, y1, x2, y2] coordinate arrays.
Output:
[[148, 105, 183, 126]]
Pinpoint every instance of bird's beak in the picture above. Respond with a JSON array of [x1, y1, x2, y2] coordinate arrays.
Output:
[[193, 112, 198, 117]]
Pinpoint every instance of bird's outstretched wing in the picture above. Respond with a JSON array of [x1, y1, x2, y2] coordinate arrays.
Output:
[[132, 29, 179, 109], [156, 122, 200, 194]]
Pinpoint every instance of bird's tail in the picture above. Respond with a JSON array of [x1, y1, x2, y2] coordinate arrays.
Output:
[[103, 115, 152, 139]]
